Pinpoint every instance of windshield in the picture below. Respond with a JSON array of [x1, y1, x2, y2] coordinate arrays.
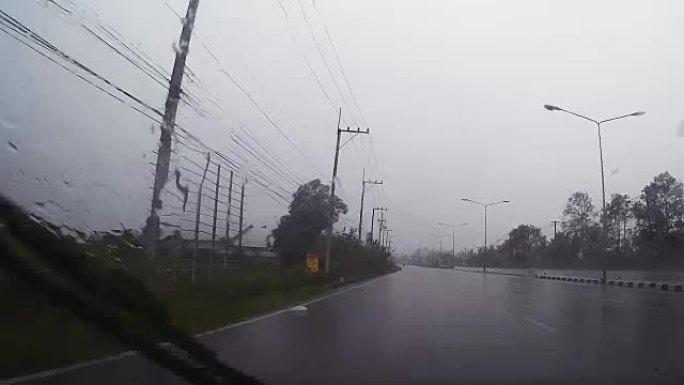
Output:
[[2, 1, 684, 384]]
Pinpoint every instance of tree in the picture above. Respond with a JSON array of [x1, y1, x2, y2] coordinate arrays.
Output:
[[603, 193, 633, 251], [500, 224, 547, 265], [633, 172, 684, 252], [272, 179, 347, 266], [562, 191, 597, 239], [545, 232, 580, 267]]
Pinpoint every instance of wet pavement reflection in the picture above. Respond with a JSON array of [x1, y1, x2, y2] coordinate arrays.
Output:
[[19, 266, 684, 385]]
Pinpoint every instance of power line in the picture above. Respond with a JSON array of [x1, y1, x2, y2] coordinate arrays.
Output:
[[231, 134, 300, 189], [294, 1, 376, 168], [45, 0, 210, 115], [295, 0, 359, 128], [161, 5, 324, 180], [34, 2, 285, 189], [312, 0, 368, 127], [249, 169, 293, 202], [216, 66, 323, 178], [6, 3, 340, 226], [236, 123, 304, 184], [0, 10, 165, 122], [274, 0, 352, 128]]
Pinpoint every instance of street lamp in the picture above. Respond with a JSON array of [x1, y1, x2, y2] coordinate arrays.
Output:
[[544, 104, 645, 283], [543, 104, 644, 212], [429, 233, 443, 267], [437, 221, 468, 260], [461, 199, 510, 249]]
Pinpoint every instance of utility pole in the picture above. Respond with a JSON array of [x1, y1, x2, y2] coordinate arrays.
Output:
[[146, 0, 201, 258], [552, 220, 559, 238], [324, 108, 369, 273], [238, 182, 245, 263], [383, 229, 392, 249], [370, 207, 386, 245], [223, 170, 233, 269], [192, 153, 210, 283], [377, 211, 386, 247], [358, 168, 383, 241], [210, 164, 220, 279]]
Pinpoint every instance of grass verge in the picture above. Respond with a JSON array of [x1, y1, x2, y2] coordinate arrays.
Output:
[[1, 266, 393, 379]]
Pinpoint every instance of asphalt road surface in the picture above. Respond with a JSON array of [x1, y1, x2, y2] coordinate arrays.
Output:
[[13, 266, 684, 385]]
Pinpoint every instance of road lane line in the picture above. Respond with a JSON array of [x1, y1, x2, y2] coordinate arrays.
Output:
[[501, 309, 557, 334], [521, 316, 556, 334], [200, 272, 394, 336], [5, 271, 397, 384], [2, 351, 138, 385], [302, 273, 393, 306]]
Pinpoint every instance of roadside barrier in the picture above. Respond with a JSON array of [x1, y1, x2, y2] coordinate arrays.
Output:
[[535, 273, 683, 293]]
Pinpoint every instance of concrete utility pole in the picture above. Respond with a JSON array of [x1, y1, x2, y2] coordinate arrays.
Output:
[[377, 211, 386, 247], [552, 220, 559, 238], [238, 182, 245, 262], [370, 207, 386, 245], [192, 153, 210, 283], [358, 168, 383, 241], [324, 108, 369, 273], [382, 229, 392, 249], [223, 170, 233, 269], [210, 164, 220, 279], [146, 0, 201, 258]]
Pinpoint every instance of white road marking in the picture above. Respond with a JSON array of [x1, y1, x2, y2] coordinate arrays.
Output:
[[302, 273, 392, 306], [3, 351, 138, 385], [501, 309, 557, 334], [4, 272, 396, 384], [521, 316, 557, 334]]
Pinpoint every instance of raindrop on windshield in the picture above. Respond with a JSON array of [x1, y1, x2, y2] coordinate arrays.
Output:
[[62, 180, 75, 194], [33, 200, 66, 218], [172, 41, 182, 55]]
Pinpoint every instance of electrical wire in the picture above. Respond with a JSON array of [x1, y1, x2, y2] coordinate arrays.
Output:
[[295, 0, 359, 128], [312, 0, 368, 127]]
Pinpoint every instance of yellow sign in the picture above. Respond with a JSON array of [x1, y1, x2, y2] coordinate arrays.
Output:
[[305, 253, 319, 273]]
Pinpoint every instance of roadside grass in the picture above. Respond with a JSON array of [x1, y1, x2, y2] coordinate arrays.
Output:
[[0, 293, 124, 379], [164, 267, 338, 333], [1, 265, 391, 379]]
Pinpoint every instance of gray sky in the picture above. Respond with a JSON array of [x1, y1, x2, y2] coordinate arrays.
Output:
[[2, 0, 684, 252]]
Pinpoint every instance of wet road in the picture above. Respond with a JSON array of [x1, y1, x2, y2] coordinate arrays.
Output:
[[15, 266, 684, 384]]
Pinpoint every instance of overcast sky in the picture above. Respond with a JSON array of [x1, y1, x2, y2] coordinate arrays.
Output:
[[2, 0, 684, 252]]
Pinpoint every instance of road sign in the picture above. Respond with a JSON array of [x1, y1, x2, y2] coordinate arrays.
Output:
[[306, 253, 319, 273]]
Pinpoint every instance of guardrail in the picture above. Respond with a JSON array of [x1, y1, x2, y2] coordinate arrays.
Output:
[[451, 267, 684, 293], [535, 274, 684, 292]]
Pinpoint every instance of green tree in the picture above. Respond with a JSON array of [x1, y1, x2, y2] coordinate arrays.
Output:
[[633, 172, 684, 252], [562, 191, 597, 239], [603, 193, 633, 251], [545, 232, 580, 267], [500, 224, 547, 265], [272, 179, 347, 266]]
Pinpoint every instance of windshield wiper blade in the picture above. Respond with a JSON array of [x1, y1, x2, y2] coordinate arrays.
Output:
[[0, 196, 263, 385]]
